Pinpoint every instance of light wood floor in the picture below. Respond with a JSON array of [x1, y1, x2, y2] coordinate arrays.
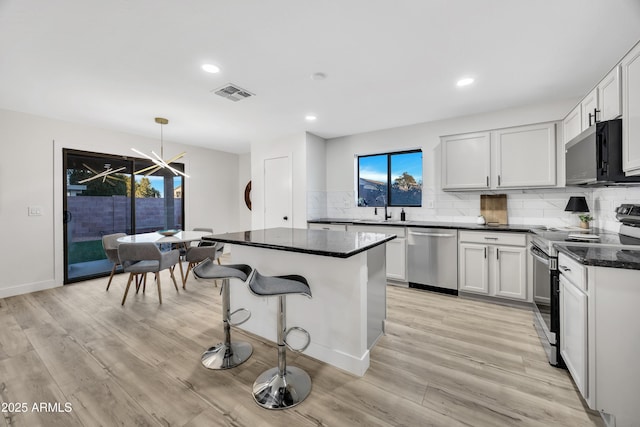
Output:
[[0, 264, 603, 426]]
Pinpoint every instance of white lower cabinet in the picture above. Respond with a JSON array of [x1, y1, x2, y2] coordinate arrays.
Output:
[[308, 223, 347, 231], [494, 246, 527, 300], [560, 274, 588, 399], [458, 243, 489, 294], [557, 252, 640, 425], [458, 231, 528, 301], [347, 225, 406, 281], [385, 237, 407, 281]]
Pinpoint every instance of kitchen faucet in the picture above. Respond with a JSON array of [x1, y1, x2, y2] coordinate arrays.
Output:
[[384, 203, 392, 220]]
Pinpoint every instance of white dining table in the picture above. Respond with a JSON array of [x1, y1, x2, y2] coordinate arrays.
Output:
[[117, 230, 213, 284], [116, 230, 211, 245]]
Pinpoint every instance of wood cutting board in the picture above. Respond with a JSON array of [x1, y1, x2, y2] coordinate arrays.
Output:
[[481, 194, 508, 225]]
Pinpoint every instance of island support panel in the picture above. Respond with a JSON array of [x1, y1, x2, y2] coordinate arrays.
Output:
[[228, 244, 387, 376]]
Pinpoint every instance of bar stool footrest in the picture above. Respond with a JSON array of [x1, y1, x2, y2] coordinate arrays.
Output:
[[284, 326, 310, 353], [252, 366, 311, 409], [201, 341, 253, 370], [228, 308, 251, 326]]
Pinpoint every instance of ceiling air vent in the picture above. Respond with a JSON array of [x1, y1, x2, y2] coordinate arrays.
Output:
[[212, 83, 255, 102]]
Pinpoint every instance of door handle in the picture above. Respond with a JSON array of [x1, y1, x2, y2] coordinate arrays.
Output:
[[283, 216, 288, 221], [408, 231, 456, 238]]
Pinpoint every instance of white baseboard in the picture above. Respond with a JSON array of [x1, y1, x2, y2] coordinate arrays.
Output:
[[0, 280, 60, 299]]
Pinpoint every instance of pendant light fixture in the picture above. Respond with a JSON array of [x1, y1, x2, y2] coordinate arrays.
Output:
[[77, 163, 126, 185], [132, 117, 189, 177]]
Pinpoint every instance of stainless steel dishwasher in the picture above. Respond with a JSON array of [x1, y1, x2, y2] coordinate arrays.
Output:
[[407, 228, 458, 294]]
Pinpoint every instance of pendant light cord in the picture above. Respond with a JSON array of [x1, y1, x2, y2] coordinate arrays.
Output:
[[160, 122, 164, 159]]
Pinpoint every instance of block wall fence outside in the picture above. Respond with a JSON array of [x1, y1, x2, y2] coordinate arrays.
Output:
[[67, 196, 183, 241]]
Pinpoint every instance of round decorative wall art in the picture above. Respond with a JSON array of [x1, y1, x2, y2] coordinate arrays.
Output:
[[244, 181, 252, 210]]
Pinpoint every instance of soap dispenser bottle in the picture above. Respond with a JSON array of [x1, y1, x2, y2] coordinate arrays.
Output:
[[400, 208, 406, 221]]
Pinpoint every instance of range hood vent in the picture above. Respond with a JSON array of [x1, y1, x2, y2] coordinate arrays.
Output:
[[212, 83, 254, 102]]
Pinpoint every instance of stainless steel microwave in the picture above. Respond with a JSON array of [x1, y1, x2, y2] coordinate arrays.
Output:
[[565, 119, 640, 186]]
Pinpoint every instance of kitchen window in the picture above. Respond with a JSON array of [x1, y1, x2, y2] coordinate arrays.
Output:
[[357, 149, 422, 207]]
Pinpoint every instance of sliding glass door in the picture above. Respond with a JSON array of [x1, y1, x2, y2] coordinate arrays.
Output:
[[63, 149, 184, 283]]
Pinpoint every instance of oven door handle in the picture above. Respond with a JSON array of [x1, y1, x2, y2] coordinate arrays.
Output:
[[529, 245, 550, 265]]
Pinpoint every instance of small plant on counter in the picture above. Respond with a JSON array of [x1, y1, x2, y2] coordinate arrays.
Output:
[[579, 214, 594, 222], [579, 214, 594, 229]]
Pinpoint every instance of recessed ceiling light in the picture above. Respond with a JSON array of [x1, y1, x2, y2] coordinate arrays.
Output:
[[305, 115, 317, 121], [311, 72, 327, 80], [202, 64, 221, 74], [456, 77, 475, 87]]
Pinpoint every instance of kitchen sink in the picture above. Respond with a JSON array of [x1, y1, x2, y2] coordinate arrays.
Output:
[[352, 219, 409, 224]]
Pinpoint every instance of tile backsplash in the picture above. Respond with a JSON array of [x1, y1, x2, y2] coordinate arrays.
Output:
[[308, 186, 640, 232]]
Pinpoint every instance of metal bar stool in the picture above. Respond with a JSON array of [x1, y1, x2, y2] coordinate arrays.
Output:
[[193, 258, 253, 369], [248, 270, 312, 410]]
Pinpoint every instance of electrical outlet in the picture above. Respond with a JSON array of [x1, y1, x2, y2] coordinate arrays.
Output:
[[28, 206, 42, 216], [427, 200, 434, 209]]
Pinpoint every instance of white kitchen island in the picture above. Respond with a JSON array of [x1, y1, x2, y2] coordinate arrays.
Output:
[[203, 227, 396, 376]]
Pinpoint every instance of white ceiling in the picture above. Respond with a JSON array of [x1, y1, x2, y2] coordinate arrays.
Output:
[[1, 1, 639, 154]]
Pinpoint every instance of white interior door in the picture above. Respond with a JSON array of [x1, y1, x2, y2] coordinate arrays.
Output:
[[264, 156, 292, 229]]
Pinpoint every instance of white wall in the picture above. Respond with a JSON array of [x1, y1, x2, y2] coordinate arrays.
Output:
[[0, 108, 242, 298], [305, 132, 327, 219], [322, 98, 598, 227]]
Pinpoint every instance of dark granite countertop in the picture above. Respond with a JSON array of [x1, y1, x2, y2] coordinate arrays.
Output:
[[309, 218, 541, 233], [554, 244, 640, 270], [203, 227, 396, 259]]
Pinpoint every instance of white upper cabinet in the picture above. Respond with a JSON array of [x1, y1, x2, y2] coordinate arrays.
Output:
[[441, 132, 491, 190], [494, 123, 556, 188], [622, 42, 640, 175], [581, 88, 598, 130], [563, 105, 582, 144], [442, 122, 557, 191], [564, 64, 622, 145], [599, 66, 622, 121]]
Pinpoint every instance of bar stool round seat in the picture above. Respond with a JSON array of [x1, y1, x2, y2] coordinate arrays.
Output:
[[248, 270, 312, 410], [193, 259, 253, 370]]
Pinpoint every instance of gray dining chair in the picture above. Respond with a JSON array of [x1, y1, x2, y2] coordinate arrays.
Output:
[[118, 242, 180, 305], [183, 228, 224, 288], [102, 232, 127, 291]]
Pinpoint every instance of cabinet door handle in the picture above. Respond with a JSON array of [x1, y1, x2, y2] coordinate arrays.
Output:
[[496, 248, 499, 260], [588, 112, 594, 127], [594, 108, 600, 123], [560, 265, 571, 272], [498, 175, 501, 186], [484, 237, 498, 240], [484, 247, 487, 258], [486, 176, 489, 187]]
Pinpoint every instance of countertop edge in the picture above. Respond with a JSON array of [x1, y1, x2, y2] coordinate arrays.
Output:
[[308, 218, 540, 233], [554, 243, 640, 270], [206, 233, 396, 259]]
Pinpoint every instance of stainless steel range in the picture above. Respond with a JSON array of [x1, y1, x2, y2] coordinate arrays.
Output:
[[530, 204, 640, 368]]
